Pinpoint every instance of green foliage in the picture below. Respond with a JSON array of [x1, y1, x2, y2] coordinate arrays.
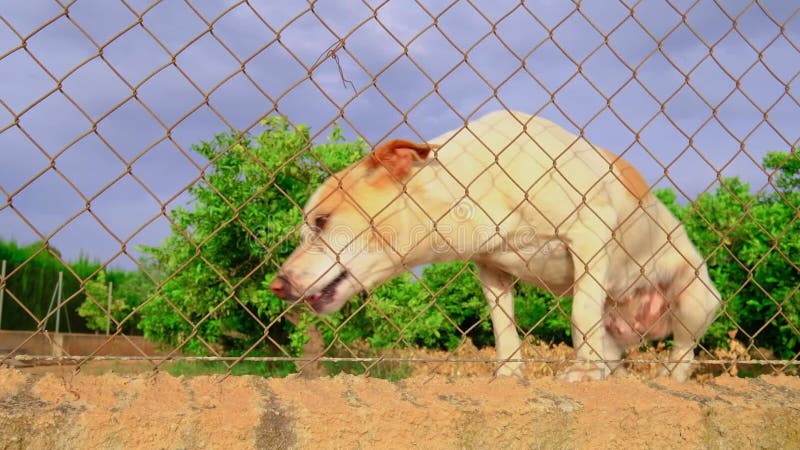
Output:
[[77, 271, 125, 332], [339, 263, 492, 351], [514, 284, 572, 344], [75, 270, 150, 333], [138, 118, 367, 356], [764, 151, 800, 191], [0, 240, 148, 333], [0, 240, 70, 330]]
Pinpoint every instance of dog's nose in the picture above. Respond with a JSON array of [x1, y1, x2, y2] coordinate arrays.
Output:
[[270, 275, 291, 299]]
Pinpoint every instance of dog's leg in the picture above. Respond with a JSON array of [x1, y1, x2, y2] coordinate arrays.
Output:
[[476, 264, 523, 378], [559, 218, 623, 382], [658, 275, 720, 381]]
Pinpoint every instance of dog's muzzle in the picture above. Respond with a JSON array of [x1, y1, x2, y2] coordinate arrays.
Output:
[[270, 274, 298, 301]]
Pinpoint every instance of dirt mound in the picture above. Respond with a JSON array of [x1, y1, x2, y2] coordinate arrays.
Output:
[[1, 368, 799, 449]]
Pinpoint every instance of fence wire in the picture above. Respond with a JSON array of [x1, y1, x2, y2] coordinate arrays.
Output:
[[0, 0, 798, 379]]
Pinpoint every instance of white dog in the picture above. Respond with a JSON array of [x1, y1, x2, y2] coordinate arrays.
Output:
[[270, 110, 720, 381]]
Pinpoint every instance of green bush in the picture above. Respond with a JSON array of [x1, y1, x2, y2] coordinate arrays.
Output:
[[321, 263, 493, 351], [137, 117, 366, 355]]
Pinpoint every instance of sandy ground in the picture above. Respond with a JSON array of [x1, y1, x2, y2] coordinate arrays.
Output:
[[1, 366, 799, 449]]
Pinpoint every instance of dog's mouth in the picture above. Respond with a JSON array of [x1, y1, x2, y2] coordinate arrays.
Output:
[[305, 271, 348, 310]]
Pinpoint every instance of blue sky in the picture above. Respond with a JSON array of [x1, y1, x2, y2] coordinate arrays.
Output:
[[1, 0, 798, 270]]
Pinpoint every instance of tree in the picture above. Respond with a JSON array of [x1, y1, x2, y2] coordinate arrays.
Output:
[[138, 117, 366, 356], [77, 270, 127, 332], [0, 240, 100, 332]]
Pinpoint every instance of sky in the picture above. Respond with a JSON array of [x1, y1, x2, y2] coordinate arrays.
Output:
[[0, 0, 798, 270]]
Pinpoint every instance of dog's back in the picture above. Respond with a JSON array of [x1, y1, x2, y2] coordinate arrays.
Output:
[[426, 110, 711, 298]]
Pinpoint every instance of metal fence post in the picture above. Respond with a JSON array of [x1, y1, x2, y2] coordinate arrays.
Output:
[[55, 271, 62, 334], [0, 260, 6, 330], [107, 281, 113, 335]]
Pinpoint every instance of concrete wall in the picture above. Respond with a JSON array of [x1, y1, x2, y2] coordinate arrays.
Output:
[[0, 330, 161, 357], [1, 370, 799, 449]]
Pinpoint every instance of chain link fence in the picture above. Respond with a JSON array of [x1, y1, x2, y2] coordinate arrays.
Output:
[[0, 1, 798, 379]]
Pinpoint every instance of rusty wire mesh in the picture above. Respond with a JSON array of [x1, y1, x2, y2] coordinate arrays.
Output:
[[0, 1, 798, 379]]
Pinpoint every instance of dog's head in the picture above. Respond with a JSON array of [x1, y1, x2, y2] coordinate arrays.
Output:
[[270, 139, 436, 314]]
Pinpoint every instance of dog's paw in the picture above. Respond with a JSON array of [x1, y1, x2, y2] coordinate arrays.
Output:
[[609, 366, 631, 378], [557, 362, 610, 382], [656, 364, 691, 382], [495, 362, 524, 379]]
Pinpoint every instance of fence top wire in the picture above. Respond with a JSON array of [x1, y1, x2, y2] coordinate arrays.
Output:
[[0, 1, 798, 377]]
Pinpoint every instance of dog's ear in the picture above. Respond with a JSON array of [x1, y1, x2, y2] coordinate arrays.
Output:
[[367, 139, 437, 179]]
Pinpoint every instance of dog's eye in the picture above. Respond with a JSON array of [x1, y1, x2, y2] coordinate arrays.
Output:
[[313, 214, 330, 232]]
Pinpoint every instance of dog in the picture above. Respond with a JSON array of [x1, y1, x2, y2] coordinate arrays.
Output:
[[270, 110, 720, 381]]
